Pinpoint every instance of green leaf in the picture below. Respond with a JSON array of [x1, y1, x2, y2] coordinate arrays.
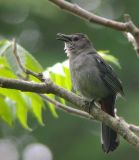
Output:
[[98, 50, 121, 69], [16, 102, 31, 130], [43, 63, 66, 116], [25, 53, 43, 73], [46, 63, 68, 109], [0, 40, 43, 78], [0, 89, 31, 130], [46, 94, 58, 118], [50, 72, 66, 105], [0, 57, 17, 78], [0, 95, 13, 126], [16, 92, 32, 130], [25, 93, 45, 125], [0, 40, 11, 56], [62, 60, 72, 90]]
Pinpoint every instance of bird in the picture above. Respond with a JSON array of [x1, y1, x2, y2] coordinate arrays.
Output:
[[56, 33, 124, 153]]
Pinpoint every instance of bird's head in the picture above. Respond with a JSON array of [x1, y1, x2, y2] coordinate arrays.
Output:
[[56, 33, 92, 57]]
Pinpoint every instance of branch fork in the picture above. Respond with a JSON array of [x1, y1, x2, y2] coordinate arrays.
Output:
[[49, 0, 139, 56]]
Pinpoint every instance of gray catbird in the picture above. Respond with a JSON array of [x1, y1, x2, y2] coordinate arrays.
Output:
[[57, 33, 124, 153]]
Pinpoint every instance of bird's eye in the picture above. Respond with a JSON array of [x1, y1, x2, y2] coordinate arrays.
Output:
[[73, 37, 79, 41]]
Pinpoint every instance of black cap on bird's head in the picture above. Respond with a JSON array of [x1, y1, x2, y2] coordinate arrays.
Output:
[[56, 33, 88, 42], [56, 33, 92, 56]]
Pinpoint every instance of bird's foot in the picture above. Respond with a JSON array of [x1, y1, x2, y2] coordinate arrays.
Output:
[[84, 99, 95, 114]]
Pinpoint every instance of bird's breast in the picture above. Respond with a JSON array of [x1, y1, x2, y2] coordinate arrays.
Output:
[[69, 55, 109, 99]]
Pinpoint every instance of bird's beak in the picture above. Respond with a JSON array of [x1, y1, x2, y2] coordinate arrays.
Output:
[[56, 33, 72, 42]]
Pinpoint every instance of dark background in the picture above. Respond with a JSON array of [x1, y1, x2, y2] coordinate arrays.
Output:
[[0, 0, 139, 159]]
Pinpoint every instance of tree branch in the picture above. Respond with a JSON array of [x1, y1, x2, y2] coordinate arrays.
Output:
[[0, 77, 139, 149], [40, 94, 94, 120], [0, 77, 84, 107], [49, 0, 127, 31], [48, 0, 139, 55], [129, 124, 139, 133]]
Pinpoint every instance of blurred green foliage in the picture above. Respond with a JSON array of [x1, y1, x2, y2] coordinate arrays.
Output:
[[0, 40, 45, 129], [0, 0, 139, 160]]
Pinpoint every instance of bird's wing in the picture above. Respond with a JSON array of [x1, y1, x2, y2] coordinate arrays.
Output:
[[94, 54, 124, 96]]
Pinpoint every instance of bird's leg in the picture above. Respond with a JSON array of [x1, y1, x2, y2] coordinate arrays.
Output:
[[84, 99, 95, 114]]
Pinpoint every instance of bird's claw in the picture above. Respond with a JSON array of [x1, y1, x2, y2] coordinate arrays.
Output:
[[84, 99, 95, 114]]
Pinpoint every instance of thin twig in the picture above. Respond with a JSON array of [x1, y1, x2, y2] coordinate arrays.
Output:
[[13, 39, 26, 73], [41, 93, 139, 134], [12, 39, 44, 81], [129, 124, 139, 133], [40, 94, 94, 120]]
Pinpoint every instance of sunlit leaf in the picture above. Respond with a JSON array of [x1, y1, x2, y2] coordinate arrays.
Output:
[[0, 57, 17, 78], [0, 40, 11, 56], [25, 93, 45, 125], [25, 53, 43, 73], [16, 92, 31, 130], [0, 89, 31, 130], [0, 40, 43, 78], [98, 50, 121, 68], [0, 95, 13, 126], [62, 60, 72, 90], [46, 94, 58, 118]]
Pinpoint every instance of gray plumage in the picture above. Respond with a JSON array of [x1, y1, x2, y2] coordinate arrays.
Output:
[[57, 33, 124, 153]]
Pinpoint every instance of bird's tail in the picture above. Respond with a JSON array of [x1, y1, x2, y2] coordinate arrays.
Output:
[[100, 95, 119, 153]]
